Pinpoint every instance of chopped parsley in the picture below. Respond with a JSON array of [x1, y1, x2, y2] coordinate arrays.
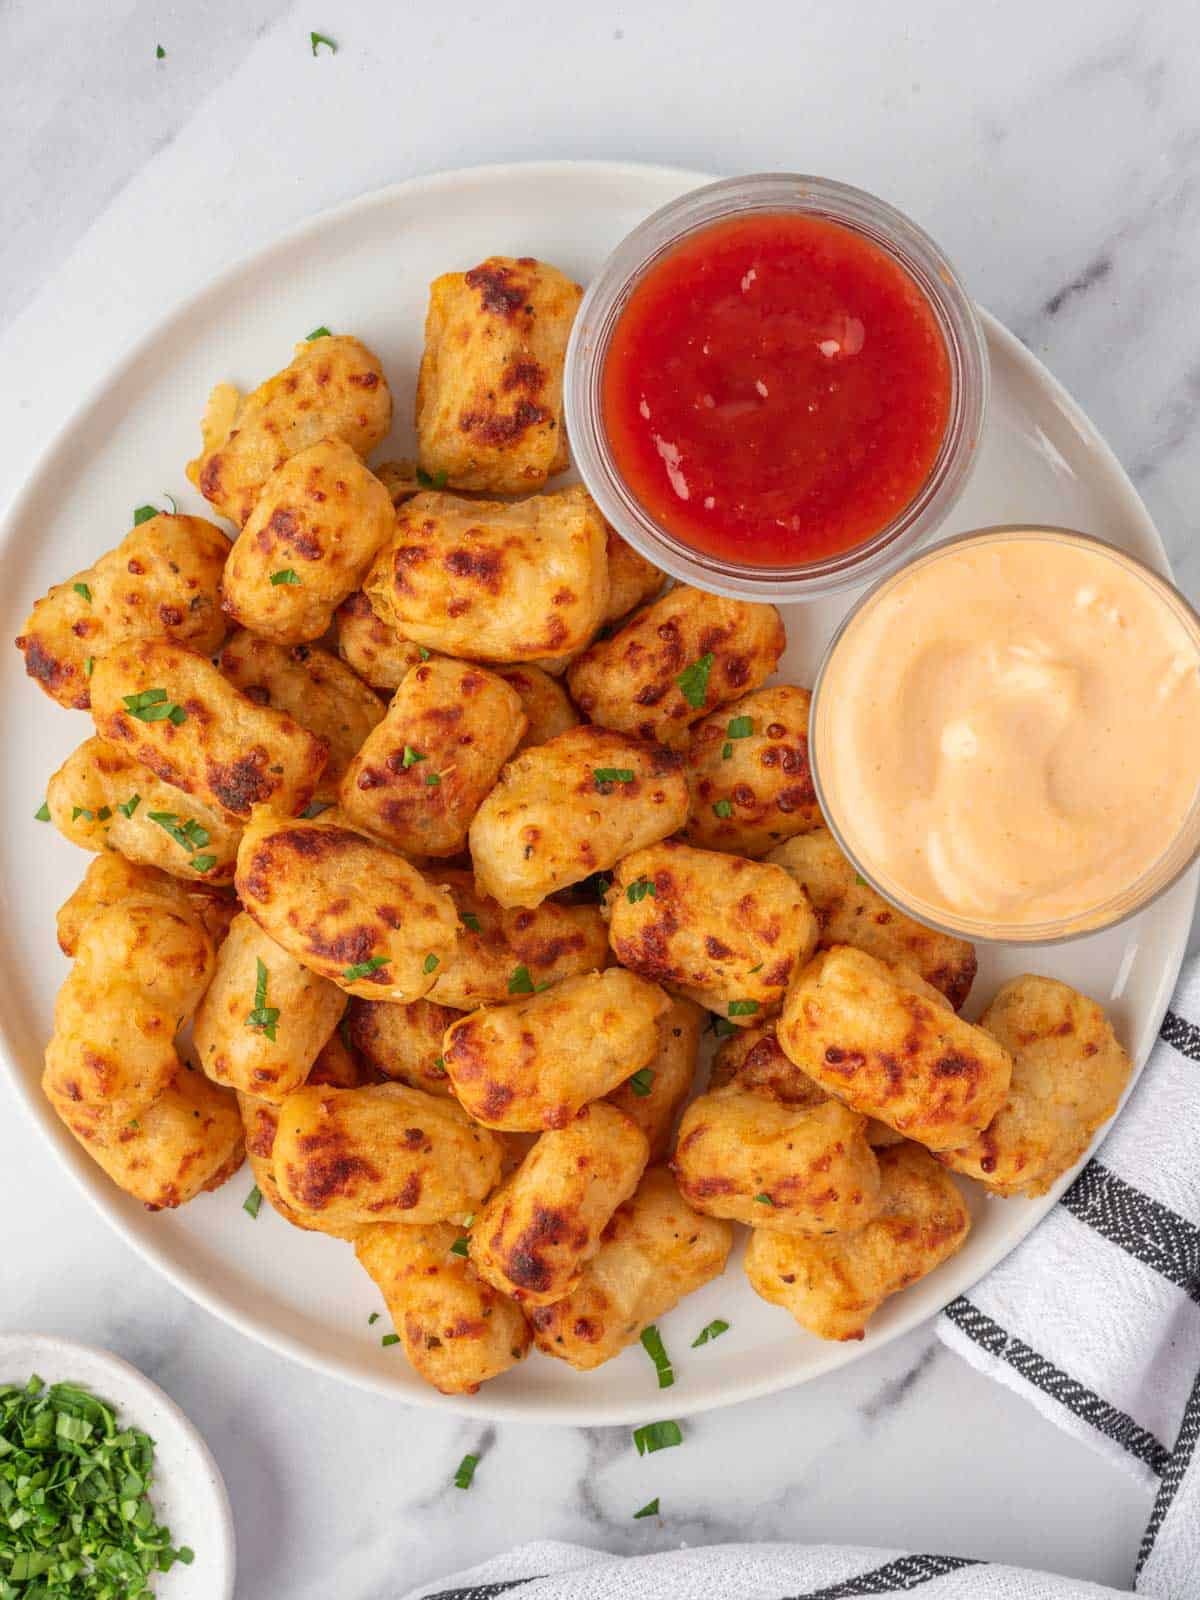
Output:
[[639, 1325, 674, 1389], [593, 767, 634, 789], [368, 1312, 380, 1325], [34, 801, 50, 822], [632, 1420, 682, 1456], [156, 43, 165, 58], [417, 646, 431, 660], [449, 1236, 470, 1258], [416, 467, 449, 490], [712, 798, 733, 818], [461, 912, 482, 932], [626, 876, 656, 904], [132, 505, 158, 526], [727, 999, 759, 1017], [96, 806, 112, 822], [691, 1319, 730, 1347], [71, 807, 94, 823], [84, 656, 95, 677], [726, 715, 754, 740], [401, 745, 426, 768], [424, 772, 442, 787], [191, 854, 217, 874], [628, 1067, 655, 1097], [310, 31, 337, 55], [245, 957, 281, 1042], [453, 1453, 479, 1490], [344, 955, 388, 982], [722, 742, 733, 760], [753, 1192, 774, 1206], [577, 871, 613, 902], [676, 651, 714, 709], [306, 326, 331, 340], [73, 582, 92, 604], [147, 812, 209, 858], [243, 1185, 263, 1218], [270, 569, 301, 586], [633, 1498, 660, 1520], [747, 962, 763, 974], [116, 793, 141, 818], [431, 1056, 446, 1075], [507, 964, 549, 995], [121, 688, 185, 725], [422, 953, 440, 974], [854, 873, 868, 887], [381, 1333, 400, 1347]]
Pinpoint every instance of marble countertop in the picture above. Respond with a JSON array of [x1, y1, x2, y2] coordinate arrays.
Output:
[[3, 0, 1199, 1593]]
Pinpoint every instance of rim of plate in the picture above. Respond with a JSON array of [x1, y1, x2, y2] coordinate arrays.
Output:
[[0, 160, 1193, 1426]]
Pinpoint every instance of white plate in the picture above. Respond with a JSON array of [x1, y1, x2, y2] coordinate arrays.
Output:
[[0, 161, 1193, 1425], [0, 1333, 235, 1598]]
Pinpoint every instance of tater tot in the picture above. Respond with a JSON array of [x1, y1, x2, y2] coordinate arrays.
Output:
[[566, 586, 786, 749], [606, 997, 703, 1160], [469, 724, 689, 908], [15, 514, 231, 711], [608, 841, 818, 1024], [273, 1082, 504, 1228], [186, 335, 392, 526], [43, 898, 214, 1138], [778, 946, 1012, 1150], [493, 664, 580, 751], [339, 657, 526, 857], [355, 1223, 531, 1394], [444, 968, 670, 1131], [235, 813, 460, 1002], [363, 486, 607, 666], [745, 1143, 971, 1340], [426, 868, 608, 1010], [469, 1102, 649, 1305], [220, 440, 396, 645], [672, 1087, 881, 1234], [47, 735, 243, 886], [937, 976, 1132, 1198], [683, 685, 821, 855], [345, 996, 460, 1098], [48, 1065, 243, 1212], [56, 854, 236, 956], [219, 631, 384, 799], [602, 528, 664, 623], [768, 828, 977, 1010], [91, 640, 327, 822], [193, 912, 344, 1101], [335, 591, 428, 691], [416, 256, 581, 494], [529, 1166, 732, 1369]]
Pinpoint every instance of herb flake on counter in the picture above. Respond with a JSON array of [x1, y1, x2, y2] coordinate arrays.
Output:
[[381, 1333, 400, 1347], [368, 1312, 380, 1325], [691, 1319, 730, 1347], [246, 958, 280, 1041], [676, 651, 714, 709], [133, 505, 158, 526], [639, 1325, 674, 1389], [243, 1185, 263, 1218], [632, 1419, 682, 1456], [270, 569, 301, 586], [628, 1067, 655, 1098], [34, 801, 50, 821], [344, 955, 388, 982], [453, 1452, 479, 1489], [633, 1497, 660, 1519], [306, 326, 331, 340], [310, 31, 337, 55]]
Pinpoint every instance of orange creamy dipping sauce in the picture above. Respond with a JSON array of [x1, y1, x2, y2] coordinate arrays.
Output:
[[813, 530, 1200, 936]]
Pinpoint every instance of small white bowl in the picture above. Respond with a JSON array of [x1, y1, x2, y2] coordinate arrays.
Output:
[[0, 1333, 235, 1600]]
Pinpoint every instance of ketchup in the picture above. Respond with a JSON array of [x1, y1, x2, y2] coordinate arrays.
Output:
[[601, 212, 952, 568]]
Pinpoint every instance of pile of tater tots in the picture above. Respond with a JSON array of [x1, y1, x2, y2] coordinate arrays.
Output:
[[16, 254, 1133, 1395]]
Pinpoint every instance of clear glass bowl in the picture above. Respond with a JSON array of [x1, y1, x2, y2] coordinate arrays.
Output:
[[810, 525, 1200, 944], [565, 172, 989, 603]]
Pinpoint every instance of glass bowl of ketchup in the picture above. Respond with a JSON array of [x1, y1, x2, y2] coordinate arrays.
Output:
[[565, 173, 989, 601]]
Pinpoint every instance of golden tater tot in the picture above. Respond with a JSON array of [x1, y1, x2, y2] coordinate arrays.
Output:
[[273, 1082, 504, 1228], [56, 853, 235, 956], [606, 997, 703, 1161], [469, 1102, 649, 1305], [672, 1087, 881, 1235], [221, 440, 395, 645], [416, 256, 581, 494], [235, 813, 460, 1002], [355, 1223, 531, 1394], [493, 664, 580, 751], [566, 586, 785, 749], [49, 1065, 243, 1212], [607, 841, 818, 1024], [219, 631, 384, 800], [193, 912, 344, 1102], [469, 724, 689, 909], [937, 976, 1133, 1198], [339, 657, 526, 858], [43, 898, 214, 1138], [768, 828, 977, 1010], [90, 639, 327, 822], [602, 528, 664, 623], [186, 334, 392, 526], [334, 591, 428, 691], [47, 736, 243, 886], [683, 685, 821, 855], [529, 1166, 731, 1369], [426, 868, 608, 1010], [15, 514, 230, 711], [443, 968, 670, 1131], [745, 1143, 971, 1340], [778, 946, 1012, 1150], [363, 486, 607, 666], [345, 996, 460, 1098]]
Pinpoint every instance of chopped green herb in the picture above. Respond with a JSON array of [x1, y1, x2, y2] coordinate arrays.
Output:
[[243, 1185, 263, 1218], [368, 1312, 380, 1325], [508, 964, 534, 995], [245, 957, 281, 1042], [96, 806, 112, 822], [190, 854, 217, 874], [84, 655, 95, 677], [344, 955, 389, 982], [633, 1497, 660, 1520], [710, 1015, 738, 1039], [639, 1325, 674, 1389], [117, 793, 141, 818], [726, 715, 754, 740], [691, 1319, 730, 1347], [722, 741, 733, 760], [423, 953, 440, 975], [453, 1452, 479, 1489], [753, 1192, 774, 1206], [461, 1213, 475, 1227], [71, 807, 94, 823], [593, 767, 635, 789], [449, 1237, 470, 1258], [626, 876, 656, 904], [418, 646, 431, 660], [148, 812, 209, 856], [306, 326, 331, 340], [416, 467, 449, 490], [156, 43, 166, 58], [431, 1056, 446, 1074], [461, 912, 482, 932], [270, 569, 301, 586], [632, 1420, 683, 1456], [854, 873, 868, 887], [34, 801, 51, 822], [121, 687, 185, 724], [728, 999, 759, 1017], [424, 772, 442, 787], [712, 798, 733, 818], [578, 871, 613, 902], [628, 1067, 655, 1098], [301, 801, 332, 819], [676, 651, 714, 709], [401, 745, 426, 768], [310, 30, 337, 55], [381, 1333, 400, 1347], [747, 962, 763, 974], [133, 505, 158, 525], [73, 582, 92, 604]]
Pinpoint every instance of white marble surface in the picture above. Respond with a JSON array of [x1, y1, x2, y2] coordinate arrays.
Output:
[[3, 0, 1199, 1594]]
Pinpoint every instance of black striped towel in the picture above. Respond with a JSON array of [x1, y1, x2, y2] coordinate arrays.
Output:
[[407, 959, 1200, 1599]]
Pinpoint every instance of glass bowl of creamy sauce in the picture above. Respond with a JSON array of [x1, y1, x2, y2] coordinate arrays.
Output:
[[810, 526, 1200, 943]]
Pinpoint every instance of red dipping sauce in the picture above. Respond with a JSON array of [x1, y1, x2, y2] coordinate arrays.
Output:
[[600, 212, 952, 569]]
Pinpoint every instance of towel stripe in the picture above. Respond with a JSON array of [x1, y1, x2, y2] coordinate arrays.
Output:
[[1061, 1161, 1200, 1302], [791, 1553, 980, 1596], [420, 1581, 538, 1600], [1137, 1364, 1200, 1578], [943, 1298, 1170, 1473], [1159, 1009, 1200, 1061]]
